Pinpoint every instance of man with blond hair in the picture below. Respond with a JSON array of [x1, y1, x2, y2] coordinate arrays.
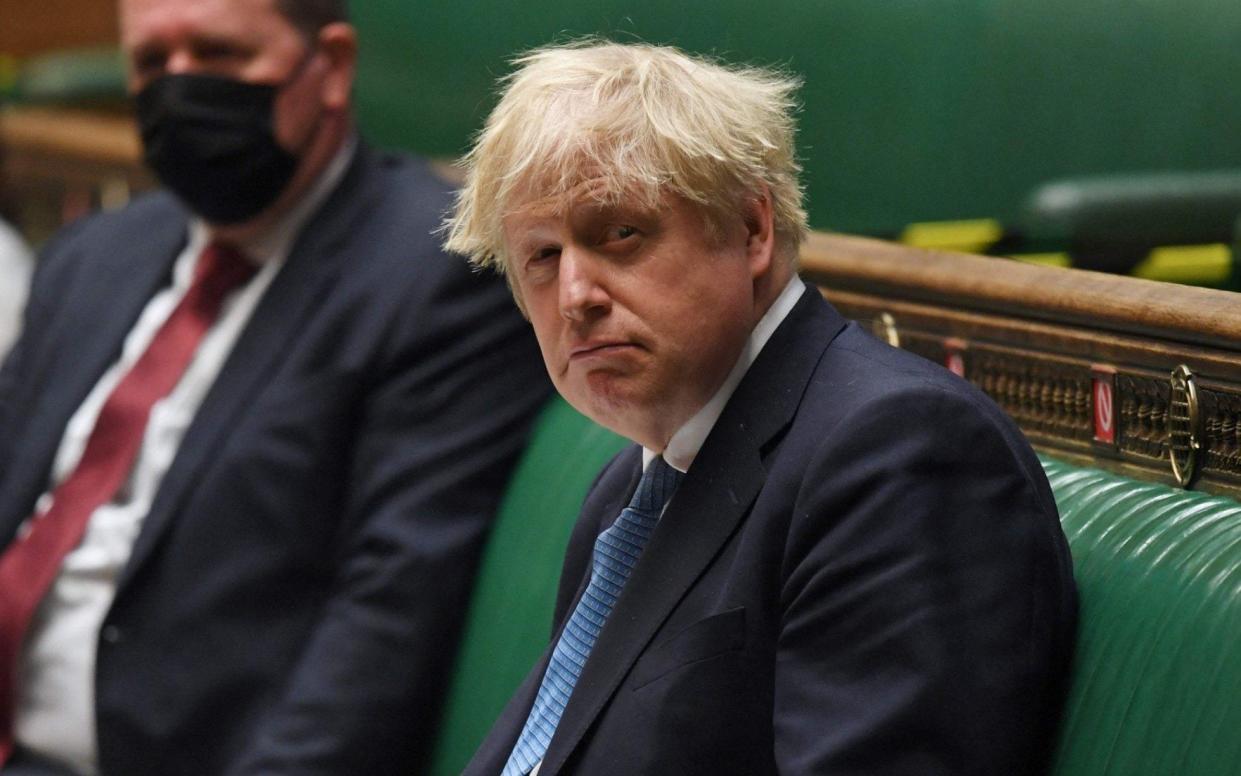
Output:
[[447, 41, 1077, 775]]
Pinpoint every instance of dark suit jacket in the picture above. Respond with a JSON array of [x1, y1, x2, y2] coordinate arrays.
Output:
[[0, 145, 550, 775], [467, 288, 1077, 775]]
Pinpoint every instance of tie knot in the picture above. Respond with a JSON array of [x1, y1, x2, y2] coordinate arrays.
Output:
[[628, 456, 684, 514], [195, 241, 257, 296]]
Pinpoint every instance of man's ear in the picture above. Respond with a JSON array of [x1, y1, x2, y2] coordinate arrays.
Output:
[[317, 22, 357, 111], [742, 186, 777, 280]]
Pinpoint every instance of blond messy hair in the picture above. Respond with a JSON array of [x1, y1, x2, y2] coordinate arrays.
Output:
[[443, 39, 808, 275]]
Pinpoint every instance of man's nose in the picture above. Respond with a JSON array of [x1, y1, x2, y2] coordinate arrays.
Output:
[[164, 50, 198, 75], [558, 248, 611, 323]]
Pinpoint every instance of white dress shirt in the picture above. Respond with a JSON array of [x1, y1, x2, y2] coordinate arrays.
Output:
[[15, 139, 356, 776], [528, 273, 806, 776], [643, 273, 806, 474]]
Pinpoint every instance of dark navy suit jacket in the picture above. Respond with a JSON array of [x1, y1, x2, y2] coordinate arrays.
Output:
[[466, 288, 1076, 775], [0, 145, 550, 775]]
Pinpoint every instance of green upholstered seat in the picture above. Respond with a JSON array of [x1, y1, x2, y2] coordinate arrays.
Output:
[[1043, 457, 1241, 776], [429, 398, 627, 775]]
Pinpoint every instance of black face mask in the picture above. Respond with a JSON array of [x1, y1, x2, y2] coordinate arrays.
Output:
[[135, 73, 300, 225]]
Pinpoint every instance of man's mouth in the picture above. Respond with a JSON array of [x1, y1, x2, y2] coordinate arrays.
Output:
[[569, 341, 640, 360]]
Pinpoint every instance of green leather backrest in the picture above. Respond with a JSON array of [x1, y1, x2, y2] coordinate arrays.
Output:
[[429, 397, 627, 775], [351, 1, 1241, 235], [1043, 457, 1241, 776]]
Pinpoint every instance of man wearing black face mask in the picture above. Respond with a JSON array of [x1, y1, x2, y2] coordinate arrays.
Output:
[[0, 1, 550, 775]]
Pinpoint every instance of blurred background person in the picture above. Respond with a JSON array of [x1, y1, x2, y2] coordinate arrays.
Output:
[[0, 1, 548, 775]]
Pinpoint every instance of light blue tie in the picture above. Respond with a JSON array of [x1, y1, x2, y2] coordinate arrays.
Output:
[[502, 456, 684, 776]]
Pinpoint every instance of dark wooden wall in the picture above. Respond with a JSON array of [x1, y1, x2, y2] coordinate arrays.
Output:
[[0, 0, 118, 59]]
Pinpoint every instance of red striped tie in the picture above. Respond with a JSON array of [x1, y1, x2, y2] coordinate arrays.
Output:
[[0, 242, 255, 763]]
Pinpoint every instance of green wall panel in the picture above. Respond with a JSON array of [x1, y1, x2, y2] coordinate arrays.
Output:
[[353, 1, 1241, 234]]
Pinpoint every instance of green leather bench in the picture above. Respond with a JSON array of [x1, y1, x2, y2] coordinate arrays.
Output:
[[1045, 459, 1241, 774], [427, 397, 1241, 775], [1, 47, 126, 109], [1013, 171, 1241, 287]]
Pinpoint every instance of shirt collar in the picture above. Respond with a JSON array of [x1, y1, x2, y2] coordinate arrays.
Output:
[[643, 273, 806, 474], [188, 134, 358, 265]]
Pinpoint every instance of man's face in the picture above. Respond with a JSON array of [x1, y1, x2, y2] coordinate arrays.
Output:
[[505, 183, 769, 450], [119, 0, 323, 152]]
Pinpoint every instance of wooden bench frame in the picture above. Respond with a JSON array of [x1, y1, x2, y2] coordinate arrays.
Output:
[[801, 233, 1241, 500]]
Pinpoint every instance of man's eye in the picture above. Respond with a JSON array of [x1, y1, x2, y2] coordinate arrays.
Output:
[[601, 225, 638, 243], [525, 246, 560, 269], [193, 42, 247, 65], [133, 51, 167, 77], [521, 247, 560, 283]]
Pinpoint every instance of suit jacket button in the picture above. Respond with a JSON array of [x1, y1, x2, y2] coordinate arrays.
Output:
[[101, 625, 123, 645]]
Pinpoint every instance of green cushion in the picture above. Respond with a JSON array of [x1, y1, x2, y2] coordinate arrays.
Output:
[[1022, 172, 1241, 245], [428, 397, 626, 775], [1018, 172, 1241, 280], [1042, 457, 1241, 776]]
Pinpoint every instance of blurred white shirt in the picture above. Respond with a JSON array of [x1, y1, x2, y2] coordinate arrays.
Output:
[[0, 217, 34, 360]]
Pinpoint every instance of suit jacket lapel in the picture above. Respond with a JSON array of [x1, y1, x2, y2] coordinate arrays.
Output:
[[539, 288, 848, 774], [0, 205, 186, 540], [119, 144, 383, 589]]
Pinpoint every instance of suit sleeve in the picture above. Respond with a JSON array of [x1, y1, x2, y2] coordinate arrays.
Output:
[[773, 386, 1072, 776], [225, 259, 550, 775]]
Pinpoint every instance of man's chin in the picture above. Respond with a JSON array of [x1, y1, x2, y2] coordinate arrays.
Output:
[[563, 380, 647, 439]]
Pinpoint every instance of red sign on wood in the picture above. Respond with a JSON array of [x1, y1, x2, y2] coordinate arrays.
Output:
[[1092, 367, 1117, 446], [944, 338, 967, 378]]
